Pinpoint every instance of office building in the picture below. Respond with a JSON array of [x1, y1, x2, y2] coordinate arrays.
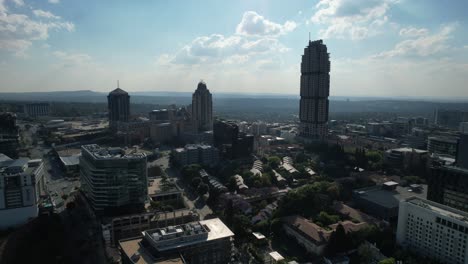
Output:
[[213, 120, 238, 148], [0, 113, 19, 158], [428, 165, 468, 212], [428, 136, 458, 157], [192, 81, 213, 132], [384, 147, 428, 170], [299, 39, 330, 141], [24, 102, 50, 118], [108, 85, 130, 128], [149, 109, 170, 123], [434, 109, 468, 128], [213, 120, 254, 159], [457, 134, 468, 169], [119, 218, 234, 264], [172, 144, 219, 167], [396, 197, 468, 264], [80, 144, 147, 214], [150, 122, 173, 144], [0, 158, 45, 229], [460, 122, 468, 134]]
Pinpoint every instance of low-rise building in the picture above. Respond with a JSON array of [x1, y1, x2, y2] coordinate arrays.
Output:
[[353, 181, 427, 222], [396, 197, 468, 264], [199, 170, 227, 193], [102, 209, 198, 246], [233, 174, 248, 192], [119, 218, 234, 264], [282, 215, 369, 256], [272, 170, 287, 188], [148, 177, 184, 209]]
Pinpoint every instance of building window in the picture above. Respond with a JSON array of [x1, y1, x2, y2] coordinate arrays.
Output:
[[26, 189, 31, 202]]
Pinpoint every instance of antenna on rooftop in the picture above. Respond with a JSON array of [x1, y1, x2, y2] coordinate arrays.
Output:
[[117, 80, 119, 88], [309, 32, 311, 42]]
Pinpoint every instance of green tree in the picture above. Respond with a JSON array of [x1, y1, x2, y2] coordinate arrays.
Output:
[[316, 211, 340, 226], [191, 177, 202, 188], [197, 183, 209, 196], [356, 243, 374, 264], [378, 258, 396, 264], [181, 164, 202, 180], [326, 224, 349, 256], [268, 156, 281, 169]]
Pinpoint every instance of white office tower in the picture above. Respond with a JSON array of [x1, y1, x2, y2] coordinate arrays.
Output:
[[0, 158, 45, 229], [299, 39, 330, 141], [397, 197, 468, 264], [192, 81, 213, 132]]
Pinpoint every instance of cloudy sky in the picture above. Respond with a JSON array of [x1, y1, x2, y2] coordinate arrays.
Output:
[[0, 0, 467, 97]]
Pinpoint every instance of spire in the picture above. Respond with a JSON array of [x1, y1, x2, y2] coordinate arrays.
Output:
[[117, 80, 119, 88], [309, 32, 311, 42]]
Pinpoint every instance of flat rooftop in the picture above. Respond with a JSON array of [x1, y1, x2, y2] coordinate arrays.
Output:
[[60, 155, 80, 166], [388, 147, 428, 154], [142, 218, 234, 252], [119, 238, 185, 264], [354, 184, 427, 209], [406, 197, 468, 223], [148, 178, 181, 196], [82, 144, 146, 159]]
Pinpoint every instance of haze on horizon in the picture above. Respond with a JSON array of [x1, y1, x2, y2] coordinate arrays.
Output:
[[0, 0, 467, 98]]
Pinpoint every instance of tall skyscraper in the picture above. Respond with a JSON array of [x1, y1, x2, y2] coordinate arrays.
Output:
[[108, 83, 130, 128], [299, 39, 330, 141], [192, 81, 213, 132]]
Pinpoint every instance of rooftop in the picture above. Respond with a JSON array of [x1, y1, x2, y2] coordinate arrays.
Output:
[[60, 155, 80, 166], [148, 177, 181, 196], [119, 238, 185, 264], [269, 251, 285, 261], [406, 197, 468, 223], [282, 215, 368, 245], [109, 87, 128, 95], [388, 147, 428, 154], [354, 184, 427, 209], [142, 218, 233, 252], [82, 144, 146, 159]]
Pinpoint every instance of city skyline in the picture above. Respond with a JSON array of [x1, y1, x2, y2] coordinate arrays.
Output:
[[0, 0, 468, 98]]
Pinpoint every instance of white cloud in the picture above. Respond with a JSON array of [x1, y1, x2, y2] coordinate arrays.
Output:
[[399, 27, 428, 37], [48, 0, 60, 3], [236, 11, 297, 37], [375, 24, 456, 58], [311, 0, 397, 40], [33, 9, 60, 19], [159, 11, 292, 67], [0, 2, 74, 55]]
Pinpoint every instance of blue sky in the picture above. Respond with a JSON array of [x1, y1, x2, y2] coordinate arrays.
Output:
[[0, 0, 467, 97]]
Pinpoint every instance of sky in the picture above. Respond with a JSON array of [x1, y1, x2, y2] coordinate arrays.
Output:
[[0, 0, 467, 97]]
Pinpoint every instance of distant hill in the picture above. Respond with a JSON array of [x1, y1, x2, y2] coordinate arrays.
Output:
[[1, 90, 468, 117]]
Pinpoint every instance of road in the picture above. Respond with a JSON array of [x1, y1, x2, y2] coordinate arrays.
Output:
[[17, 123, 79, 212]]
